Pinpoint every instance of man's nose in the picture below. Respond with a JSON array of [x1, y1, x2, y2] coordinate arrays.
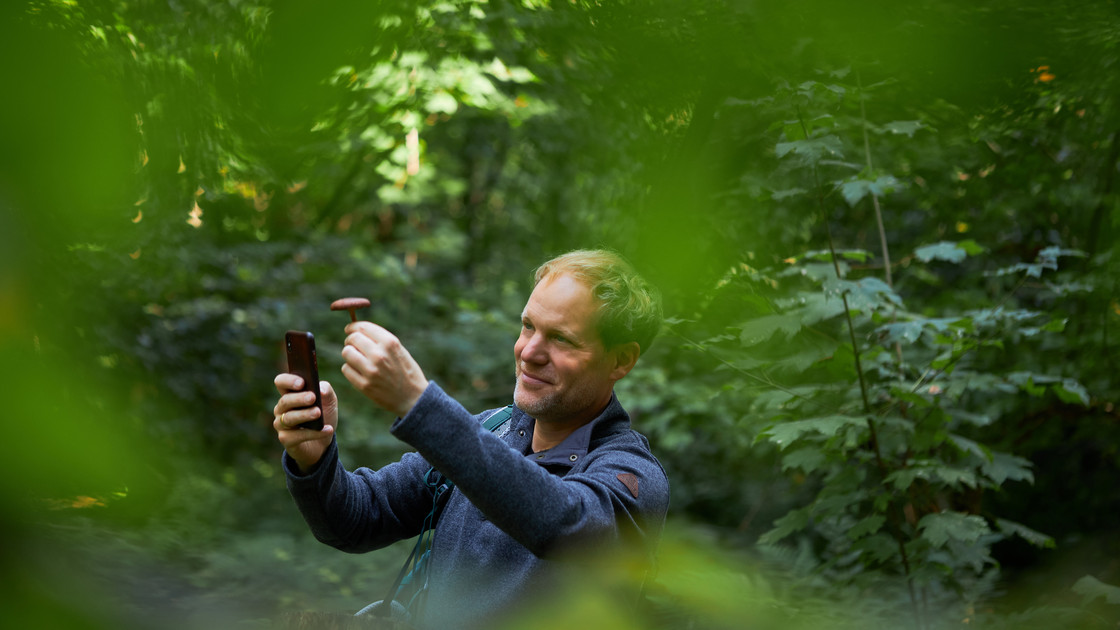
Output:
[[521, 332, 548, 364]]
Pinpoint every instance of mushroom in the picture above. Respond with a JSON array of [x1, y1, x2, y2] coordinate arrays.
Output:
[[330, 297, 371, 323]]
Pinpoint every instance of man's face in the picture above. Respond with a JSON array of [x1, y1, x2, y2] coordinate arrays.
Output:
[[514, 273, 620, 426]]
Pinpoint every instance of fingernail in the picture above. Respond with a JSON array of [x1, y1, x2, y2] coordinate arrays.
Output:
[[293, 378, 303, 388]]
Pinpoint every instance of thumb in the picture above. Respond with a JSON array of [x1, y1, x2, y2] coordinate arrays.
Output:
[[320, 380, 339, 422]]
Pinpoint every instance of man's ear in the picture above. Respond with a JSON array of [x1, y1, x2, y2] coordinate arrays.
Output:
[[608, 342, 641, 381]]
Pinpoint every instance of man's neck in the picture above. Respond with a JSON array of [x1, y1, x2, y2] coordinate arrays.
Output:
[[529, 400, 610, 453], [531, 420, 580, 453]]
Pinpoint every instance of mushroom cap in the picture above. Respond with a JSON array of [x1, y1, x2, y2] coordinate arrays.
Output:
[[330, 297, 371, 311]]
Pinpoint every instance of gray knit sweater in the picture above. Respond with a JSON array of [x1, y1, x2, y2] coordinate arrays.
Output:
[[284, 381, 670, 629]]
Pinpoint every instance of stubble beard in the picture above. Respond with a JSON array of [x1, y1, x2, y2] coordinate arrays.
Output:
[[514, 370, 602, 425], [513, 377, 556, 421]]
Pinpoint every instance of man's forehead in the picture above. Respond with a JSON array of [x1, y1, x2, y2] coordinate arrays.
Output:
[[522, 274, 598, 323]]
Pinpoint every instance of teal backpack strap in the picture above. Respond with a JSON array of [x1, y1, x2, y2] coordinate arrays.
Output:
[[480, 405, 513, 432]]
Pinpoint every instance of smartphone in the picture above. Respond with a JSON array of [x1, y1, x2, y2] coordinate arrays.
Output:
[[284, 330, 324, 430]]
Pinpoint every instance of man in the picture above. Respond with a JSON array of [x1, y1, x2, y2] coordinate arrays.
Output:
[[272, 250, 668, 629]]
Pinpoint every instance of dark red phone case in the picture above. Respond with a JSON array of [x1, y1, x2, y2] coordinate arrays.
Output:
[[284, 330, 324, 430]]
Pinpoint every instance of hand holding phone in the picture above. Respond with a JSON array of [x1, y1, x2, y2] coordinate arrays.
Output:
[[284, 330, 324, 430]]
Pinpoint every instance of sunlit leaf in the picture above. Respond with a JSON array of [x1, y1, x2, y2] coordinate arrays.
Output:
[[915, 241, 969, 264], [427, 91, 458, 114], [880, 120, 924, 137], [837, 175, 902, 206], [880, 321, 922, 343], [1072, 575, 1120, 605], [775, 135, 844, 161], [770, 188, 807, 200]]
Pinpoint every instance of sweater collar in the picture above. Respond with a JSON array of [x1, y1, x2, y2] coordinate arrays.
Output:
[[517, 393, 629, 468]]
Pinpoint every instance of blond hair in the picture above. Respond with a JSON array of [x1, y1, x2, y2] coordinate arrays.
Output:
[[534, 249, 662, 353]]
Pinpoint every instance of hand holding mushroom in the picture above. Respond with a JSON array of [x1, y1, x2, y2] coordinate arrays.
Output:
[[340, 321, 429, 418]]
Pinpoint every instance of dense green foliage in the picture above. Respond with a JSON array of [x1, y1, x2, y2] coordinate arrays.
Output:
[[2, 1, 1118, 628]]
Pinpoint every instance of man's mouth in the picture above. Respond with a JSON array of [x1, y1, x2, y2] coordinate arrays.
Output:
[[518, 368, 551, 386]]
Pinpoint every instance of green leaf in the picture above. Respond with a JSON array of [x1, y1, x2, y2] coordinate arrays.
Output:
[[948, 434, 992, 461], [881, 120, 924, 137], [1072, 575, 1120, 605], [1036, 246, 1088, 266], [1041, 318, 1068, 332], [983, 451, 1035, 485], [990, 247, 1087, 279], [426, 91, 458, 114], [837, 175, 902, 206], [989, 261, 1046, 278], [771, 188, 808, 200], [918, 512, 991, 547], [957, 239, 987, 255], [847, 514, 886, 541], [880, 321, 923, 344], [796, 292, 849, 323], [933, 466, 979, 489], [800, 249, 872, 263], [951, 539, 998, 573], [780, 261, 843, 282], [780, 120, 806, 141], [949, 410, 996, 427], [824, 277, 901, 311], [885, 467, 928, 490], [1006, 372, 1048, 397], [995, 518, 1055, 549], [1054, 379, 1090, 406], [853, 533, 898, 564], [915, 241, 971, 264], [760, 415, 868, 450], [759, 507, 811, 545], [739, 292, 848, 347], [775, 135, 844, 162], [738, 314, 803, 346], [781, 447, 827, 473], [796, 80, 846, 98]]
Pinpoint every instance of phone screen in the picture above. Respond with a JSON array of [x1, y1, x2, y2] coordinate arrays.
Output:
[[284, 330, 324, 430]]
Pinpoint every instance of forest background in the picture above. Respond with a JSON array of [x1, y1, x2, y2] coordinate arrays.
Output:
[[1, 1, 1118, 628]]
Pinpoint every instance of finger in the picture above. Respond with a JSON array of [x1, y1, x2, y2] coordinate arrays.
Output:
[[276, 422, 334, 446], [344, 330, 386, 364], [320, 380, 338, 406], [345, 320, 395, 342], [274, 390, 319, 416], [318, 380, 338, 424], [275, 405, 322, 430], [275, 373, 305, 394], [341, 338, 380, 379], [340, 361, 368, 391]]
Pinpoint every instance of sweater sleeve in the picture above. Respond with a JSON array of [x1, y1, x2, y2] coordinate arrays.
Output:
[[390, 382, 670, 558], [284, 435, 437, 553]]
